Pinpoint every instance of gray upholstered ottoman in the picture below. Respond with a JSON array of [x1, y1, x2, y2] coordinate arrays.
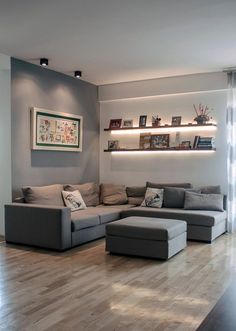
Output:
[[106, 216, 187, 260]]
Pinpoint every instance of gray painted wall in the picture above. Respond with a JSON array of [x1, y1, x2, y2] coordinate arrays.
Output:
[[11, 58, 99, 198], [99, 73, 227, 193]]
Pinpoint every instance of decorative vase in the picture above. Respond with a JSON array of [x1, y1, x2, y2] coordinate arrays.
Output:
[[152, 121, 161, 127], [194, 115, 209, 125]]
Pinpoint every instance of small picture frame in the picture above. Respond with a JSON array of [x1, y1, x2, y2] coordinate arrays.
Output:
[[109, 119, 122, 129], [139, 115, 147, 127], [108, 140, 119, 150], [123, 119, 133, 128], [150, 134, 169, 149], [139, 133, 151, 149], [171, 116, 182, 126], [180, 141, 191, 149]]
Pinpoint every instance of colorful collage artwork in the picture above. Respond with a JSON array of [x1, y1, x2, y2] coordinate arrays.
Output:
[[37, 114, 79, 147], [31, 108, 83, 152]]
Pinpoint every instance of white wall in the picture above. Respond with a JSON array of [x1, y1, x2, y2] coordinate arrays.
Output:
[[99, 72, 228, 193], [0, 54, 11, 235]]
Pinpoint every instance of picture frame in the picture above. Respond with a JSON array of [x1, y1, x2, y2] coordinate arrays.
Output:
[[150, 134, 169, 149], [108, 140, 119, 150], [139, 133, 151, 149], [139, 115, 147, 127], [171, 116, 182, 126], [109, 119, 122, 129], [180, 141, 191, 149], [123, 119, 133, 128], [31, 107, 83, 152]]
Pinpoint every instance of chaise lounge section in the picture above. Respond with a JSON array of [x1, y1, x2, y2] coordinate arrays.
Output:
[[121, 207, 226, 243]]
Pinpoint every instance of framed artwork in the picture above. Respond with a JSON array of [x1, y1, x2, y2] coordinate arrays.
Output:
[[150, 134, 169, 149], [109, 119, 122, 129], [139, 133, 151, 149], [171, 116, 182, 126], [139, 115, 147, 127], [108, 140, 119, 150], [123, 119, 133, 128], [31, 107, 83, 152], [180, 141, 191, 149]]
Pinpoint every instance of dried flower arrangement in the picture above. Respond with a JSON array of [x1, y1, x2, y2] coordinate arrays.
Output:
[[193, 104, 212, 124]]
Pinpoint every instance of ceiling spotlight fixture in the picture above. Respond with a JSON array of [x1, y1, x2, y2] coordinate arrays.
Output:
[[74, 70, 82, 78], [40, 58, 49, 67]]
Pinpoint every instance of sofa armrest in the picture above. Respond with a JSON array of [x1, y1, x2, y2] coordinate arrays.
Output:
[[5, 203, 71, 251], [13, 197, 25, 203]]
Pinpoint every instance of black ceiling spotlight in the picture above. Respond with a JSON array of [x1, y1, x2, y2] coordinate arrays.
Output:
[[40, 58, 49, 67], [74, 70, 82, 78]]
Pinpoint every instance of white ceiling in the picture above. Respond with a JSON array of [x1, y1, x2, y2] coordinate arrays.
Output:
[[0, 0, 236, 85]]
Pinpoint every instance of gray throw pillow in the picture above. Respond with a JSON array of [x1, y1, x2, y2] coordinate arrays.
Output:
[[146, 181, 192, 189], [22, 184, 64, 206], [100, 184, 128, 205], [64, 183, 99, 207], [184, 191, 224, 212], [163, 187, 201, 208]]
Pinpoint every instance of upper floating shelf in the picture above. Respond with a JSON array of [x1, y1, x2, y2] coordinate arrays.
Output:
[[104, 123, 217, 132]]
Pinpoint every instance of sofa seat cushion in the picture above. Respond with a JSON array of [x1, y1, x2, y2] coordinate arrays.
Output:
[[71, 204, 135, 230], [96, 204, 137, 224], [106, 216, 186, 241], [121, 207, 227, 227], [89, 207, 121, 224], [71, 210, 100, 231], [99, 204, 135, 210]]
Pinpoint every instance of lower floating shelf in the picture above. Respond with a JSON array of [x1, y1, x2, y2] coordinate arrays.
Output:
[[104, 148, 216, 153]]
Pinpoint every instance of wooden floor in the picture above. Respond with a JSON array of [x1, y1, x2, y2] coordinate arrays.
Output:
[[197, 279, 236, 331], [0, 234, 236, 331]]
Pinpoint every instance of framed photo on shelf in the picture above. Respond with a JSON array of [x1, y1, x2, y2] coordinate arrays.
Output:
[[180, 141, 191, 149], [108, 140, 119, 150], [123, 119, 133, 128], [139, 133, 151, 149], [109, 119, 122, 129], [139, 115, 147, 127], [150, 134, 169, 149], [31, 107, 83, 152], [171, 116, 182, 126]]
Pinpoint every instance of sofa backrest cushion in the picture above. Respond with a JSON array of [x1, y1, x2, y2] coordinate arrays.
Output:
[[63, 183, 99, 207], [127, 197, 144, 206], [200, 185, 221, 194], [184, 191, 224, 212], [126, 186, 146, 197], [101, 184, 128, 205], [163, 187, 201, 208], [126, 186, 146, 206], [146, 181, 192, 189], [22, 184, 64, 206]]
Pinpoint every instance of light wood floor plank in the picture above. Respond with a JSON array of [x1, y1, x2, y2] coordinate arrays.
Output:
[[0, 234, 236, 330]]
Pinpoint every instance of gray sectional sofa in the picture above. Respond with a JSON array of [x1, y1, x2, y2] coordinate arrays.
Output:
[[4, 182, 227, 250]]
